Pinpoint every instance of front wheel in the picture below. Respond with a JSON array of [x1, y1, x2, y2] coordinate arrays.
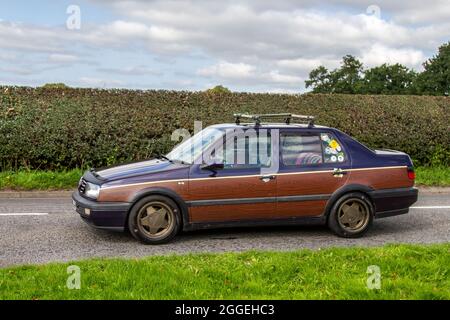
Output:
[[128, 195, 181, 244], [327, 192, 373, 238]]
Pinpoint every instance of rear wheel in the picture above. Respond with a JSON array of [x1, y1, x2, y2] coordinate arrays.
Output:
[[128, 195, 181, 244], [328, 192, 373, 238]]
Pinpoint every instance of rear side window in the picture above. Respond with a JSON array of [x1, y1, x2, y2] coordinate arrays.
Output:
[[320, 132, 346, 163], [280, 133, 323, 166]]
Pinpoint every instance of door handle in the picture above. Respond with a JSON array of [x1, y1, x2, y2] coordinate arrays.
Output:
[[260, 175, 276, 182], [333, 168, 348, 177]]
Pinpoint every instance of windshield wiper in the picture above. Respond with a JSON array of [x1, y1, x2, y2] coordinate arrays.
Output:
[[154, 153, 191, 165], [154, 154, 173, 163]]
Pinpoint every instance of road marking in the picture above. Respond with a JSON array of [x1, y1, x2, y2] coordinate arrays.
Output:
[[0, 212, 49, 216], [410, 206, 450, 209]]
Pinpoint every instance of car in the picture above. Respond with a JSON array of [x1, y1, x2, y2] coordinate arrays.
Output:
[[72, 113, 418, 244]]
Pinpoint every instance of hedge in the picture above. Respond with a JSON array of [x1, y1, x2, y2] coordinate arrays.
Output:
[[0, 86, 449, 170]]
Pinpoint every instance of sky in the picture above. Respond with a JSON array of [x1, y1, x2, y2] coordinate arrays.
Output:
[[0, 0, 449, 93]]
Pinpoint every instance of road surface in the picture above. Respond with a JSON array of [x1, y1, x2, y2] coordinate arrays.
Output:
[[1, 192, 449, 267]]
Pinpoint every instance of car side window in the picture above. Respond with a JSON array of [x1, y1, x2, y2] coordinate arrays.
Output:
[[320, 132, 346, 163], [280, 133, 323, 166], [222, 130, 272, 169]]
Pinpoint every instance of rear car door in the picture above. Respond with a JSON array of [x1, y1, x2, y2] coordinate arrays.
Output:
[[276, 129, 350, 217], [187, 128, 277, 223]]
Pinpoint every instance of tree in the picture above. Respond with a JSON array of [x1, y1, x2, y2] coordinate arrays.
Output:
[[415, 41, 450, 95], [330, 55, 364, 94], [41, 83, 69, 89], [304, 66, 331, 93], [206, 85, 231, 94], [360, 63, 418, 94], [305, 55, 364, 93]]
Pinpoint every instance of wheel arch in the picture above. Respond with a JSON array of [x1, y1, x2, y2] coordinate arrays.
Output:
[[324, 184, 375, 219], [127, 187, 190, 230]]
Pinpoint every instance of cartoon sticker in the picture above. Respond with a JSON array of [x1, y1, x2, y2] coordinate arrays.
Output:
[[321, 133, 330, 142], [321, 133, 345, 163], [329, 140, 339, 149]]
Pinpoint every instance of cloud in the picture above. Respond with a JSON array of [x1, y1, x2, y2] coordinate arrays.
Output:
[[0, 21, 68, 53], [84, 1, 444, 67], [2, 0, 450, 91], [48, 54, 79, 63], [276, 58, 340, 73], [97, 65, 162, 76], [78, 77, 124, 88], [198, 61, 255, 79], [360, 44, 426, 69], [197, 61, 303, 89]]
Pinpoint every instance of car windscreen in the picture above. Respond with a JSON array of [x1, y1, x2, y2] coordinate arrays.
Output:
[[166, 127, 225, 164]]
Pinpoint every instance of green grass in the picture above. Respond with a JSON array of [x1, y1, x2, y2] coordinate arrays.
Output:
[[415, 166, 450, 187], [0, 167, 448, 190], [1, 244, 449, 300], [0, 169, 83, 190]]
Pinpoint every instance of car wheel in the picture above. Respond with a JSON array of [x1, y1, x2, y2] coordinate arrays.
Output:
[[327, 192, 373, 238], [128, 195, 181, 244]]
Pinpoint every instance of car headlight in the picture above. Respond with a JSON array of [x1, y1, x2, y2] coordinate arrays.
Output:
[[85, 182, 100, 199]]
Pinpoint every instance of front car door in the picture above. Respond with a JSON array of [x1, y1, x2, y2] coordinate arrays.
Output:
[[187, 127, 277, 223], [276, 129, 350, 217]]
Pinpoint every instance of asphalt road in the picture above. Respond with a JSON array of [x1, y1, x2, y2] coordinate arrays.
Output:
[[1, 192, 449, 267]]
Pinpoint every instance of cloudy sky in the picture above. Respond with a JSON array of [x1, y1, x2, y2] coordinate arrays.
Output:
[[0, 0, 449, 92]]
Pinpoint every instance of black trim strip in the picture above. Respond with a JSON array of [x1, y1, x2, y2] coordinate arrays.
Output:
[[72, 192, 131, 212], [185, 216, 326, 231], [80, 216, 125, 232], [375, 208, 409, 219], [278, 194, 331, 202], [186, 194, 331, 207], [369, 187, 418, 199]]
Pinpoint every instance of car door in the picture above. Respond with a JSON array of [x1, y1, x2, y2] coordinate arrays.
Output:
[[187, 128, 277, 223], [276, 129, 350, 217]]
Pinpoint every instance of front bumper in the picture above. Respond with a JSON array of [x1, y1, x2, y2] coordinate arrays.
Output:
[[72, 191, 131, 231], [370, 187, 419, 219]]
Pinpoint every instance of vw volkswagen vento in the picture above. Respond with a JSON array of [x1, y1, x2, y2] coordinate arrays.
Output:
[[73, 113, 418, 244]]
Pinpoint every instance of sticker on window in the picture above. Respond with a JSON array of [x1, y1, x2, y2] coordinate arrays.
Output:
[[321, 133, 345, 163]]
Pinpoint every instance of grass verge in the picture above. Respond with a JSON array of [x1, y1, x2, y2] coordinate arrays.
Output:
[[1, 244, 449, 300], [0, 169, 83, 190], [415, 166, 450, 187], [0, 167, 448, 190]]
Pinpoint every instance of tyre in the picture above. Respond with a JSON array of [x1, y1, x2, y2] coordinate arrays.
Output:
[[327, 192, 373, 238], [128, 195, 181, 244]]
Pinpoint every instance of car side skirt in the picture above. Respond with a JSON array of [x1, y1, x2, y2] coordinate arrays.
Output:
[[184, 216, 326, 231]]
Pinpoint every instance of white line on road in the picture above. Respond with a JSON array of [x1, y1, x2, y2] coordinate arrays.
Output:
[[410, 206, 450, 209], [0, 212, 49, 216]]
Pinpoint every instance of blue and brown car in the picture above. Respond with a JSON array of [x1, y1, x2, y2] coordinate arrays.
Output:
[[72, 113, 418, 244]]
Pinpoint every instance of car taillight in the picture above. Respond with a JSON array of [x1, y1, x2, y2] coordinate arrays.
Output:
[[407, 168, 415, 180]]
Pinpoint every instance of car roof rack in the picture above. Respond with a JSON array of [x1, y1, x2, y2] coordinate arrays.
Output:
[[233, 113, 315, 127]]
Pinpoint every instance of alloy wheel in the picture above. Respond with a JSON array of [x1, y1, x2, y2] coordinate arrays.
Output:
[[337, 198, 370, 232], [137, 201, 174, 238]]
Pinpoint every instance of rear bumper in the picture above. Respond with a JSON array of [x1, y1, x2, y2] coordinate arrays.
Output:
[[369, 187, 418, 219], [72, 191, 130, 231]]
